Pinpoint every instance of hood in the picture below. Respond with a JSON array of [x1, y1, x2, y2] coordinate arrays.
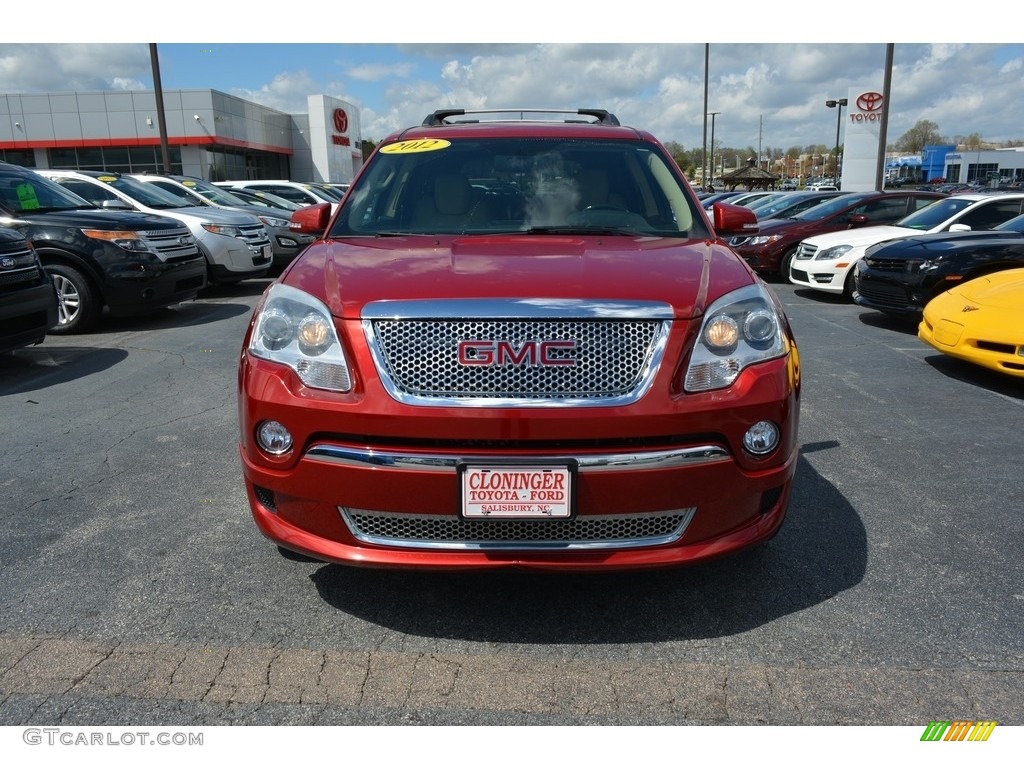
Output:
[[954, 268, 1024, 310], [283, 235, 755, 320], [168, 206, 261, 226], [221, 205, 291, 228], [802, 225, 910, 250], [868, 229, 1024, 259], [8, 208, 187, 231]]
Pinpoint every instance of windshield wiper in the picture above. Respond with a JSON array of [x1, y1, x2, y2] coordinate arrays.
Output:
[[518, 225, 644, 236]]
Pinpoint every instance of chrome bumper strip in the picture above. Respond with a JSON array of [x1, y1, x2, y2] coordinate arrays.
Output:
[[306, 443, 730, 472]]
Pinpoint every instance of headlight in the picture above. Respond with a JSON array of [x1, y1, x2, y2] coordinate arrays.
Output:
[[815, 244, 853, 261], [201, 222, 243, 237], [249, 283, 352, 392], [915, 256, 946, 273], [684, 283, 787, 392], [81, 229, 151, 253], [258, 215, 290, 229], [748, 234, 783, 246]]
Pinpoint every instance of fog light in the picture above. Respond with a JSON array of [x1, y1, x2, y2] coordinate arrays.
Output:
[[743, 420, 779, 456], [257, 420, 293, 455]]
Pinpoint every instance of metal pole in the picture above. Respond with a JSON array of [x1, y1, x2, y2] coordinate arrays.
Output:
[[875, 44, 894, 191], [826, 98, 847, 184], [149, 44, 172, 174], [701, 44, 709, 187], [708, 111, 719, 188]]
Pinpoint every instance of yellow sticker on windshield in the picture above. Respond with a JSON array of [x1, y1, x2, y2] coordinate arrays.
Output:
[[183, 180, 197, 187], [98, 176, 117, 182], [380, 139, 451, 154]]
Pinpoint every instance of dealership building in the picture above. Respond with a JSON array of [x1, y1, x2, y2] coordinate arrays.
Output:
[[0, 89, 362, 183]]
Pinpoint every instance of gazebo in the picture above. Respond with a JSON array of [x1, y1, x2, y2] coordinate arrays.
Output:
[[721, 157, 779, 191]]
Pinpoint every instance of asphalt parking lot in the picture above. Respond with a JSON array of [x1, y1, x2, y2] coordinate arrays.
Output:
[[0, 276, 1022, 726]]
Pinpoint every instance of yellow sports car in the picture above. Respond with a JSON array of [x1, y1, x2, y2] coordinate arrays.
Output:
[[919, 268, 1024, 378]]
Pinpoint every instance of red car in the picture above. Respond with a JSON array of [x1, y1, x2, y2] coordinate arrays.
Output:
[[238, 108, 801, 571]]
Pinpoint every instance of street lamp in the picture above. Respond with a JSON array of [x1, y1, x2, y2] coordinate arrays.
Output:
[[826, 98, 847, 183], [707, 111, 720, 189]]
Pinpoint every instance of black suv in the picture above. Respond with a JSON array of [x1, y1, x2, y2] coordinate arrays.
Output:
[[0, 227, 58, 353], [0, 164, 207, 334]]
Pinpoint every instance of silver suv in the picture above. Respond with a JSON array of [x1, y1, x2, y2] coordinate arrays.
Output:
[[129, 174, 313, 267], [38, 170, 272, 284]]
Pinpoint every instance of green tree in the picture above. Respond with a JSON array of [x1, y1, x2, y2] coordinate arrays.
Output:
[[895, 120, 945, 153], [361, 139, 378, 162]]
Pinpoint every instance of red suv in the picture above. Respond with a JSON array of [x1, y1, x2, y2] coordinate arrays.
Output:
[[238, 108, 801, 571], [730, 190, 947, 277]]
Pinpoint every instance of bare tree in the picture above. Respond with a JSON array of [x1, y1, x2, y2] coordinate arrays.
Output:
[[895, 120, 945, 153]]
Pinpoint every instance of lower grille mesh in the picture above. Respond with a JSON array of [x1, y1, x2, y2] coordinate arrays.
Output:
[[341, 508, 695, 550]]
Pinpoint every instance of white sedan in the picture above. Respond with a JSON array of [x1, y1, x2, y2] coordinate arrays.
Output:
[[789, 193, 1024, 298]]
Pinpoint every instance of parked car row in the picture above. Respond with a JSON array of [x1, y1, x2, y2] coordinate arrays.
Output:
[[730, 189, 948, 276], [0, 163, 208, 335], [0, 162, 344, 343], [791, 193, 1024, 299], [750, 186, 1024, 379]]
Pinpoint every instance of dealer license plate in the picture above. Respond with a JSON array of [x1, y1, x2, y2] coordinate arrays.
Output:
[[460, 463, 575, 519]]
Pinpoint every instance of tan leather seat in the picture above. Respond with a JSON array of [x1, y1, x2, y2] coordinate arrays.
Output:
[[411, 173, 490, 230], [577, 168, 627, 210]]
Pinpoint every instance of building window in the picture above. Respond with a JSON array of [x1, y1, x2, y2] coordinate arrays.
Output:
[[1, 149, 37, 167], [45, 145, 183, 174]]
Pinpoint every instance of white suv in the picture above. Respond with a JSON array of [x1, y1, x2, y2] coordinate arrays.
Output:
[[39, 170, 272, 285], [789, 193, 1024, 298]]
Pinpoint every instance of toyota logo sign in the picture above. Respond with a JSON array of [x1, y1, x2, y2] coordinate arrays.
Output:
[[850, 91, 885, 124], [333, 108, 349, 134], [856, 92, 884, 112]]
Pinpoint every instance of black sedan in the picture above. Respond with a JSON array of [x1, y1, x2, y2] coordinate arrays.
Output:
[[854, 213, 1024, 317]]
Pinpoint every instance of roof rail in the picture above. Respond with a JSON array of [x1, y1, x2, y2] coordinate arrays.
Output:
[[421, 108, 620, 127]]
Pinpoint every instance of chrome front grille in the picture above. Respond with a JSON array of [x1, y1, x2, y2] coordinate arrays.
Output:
[[795, 242, 817, 260], [363, 299, 671, 407], [340, 508, 696, 550], [140, 226, 200, 262], [238, 223, 271, 249], [0, 243, 42, 290]]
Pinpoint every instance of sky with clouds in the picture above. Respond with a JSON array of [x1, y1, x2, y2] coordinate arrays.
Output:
[[3, 7, 1020, 156]]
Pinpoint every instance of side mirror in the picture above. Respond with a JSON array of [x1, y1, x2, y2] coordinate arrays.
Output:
[[712, 202, 759, 238], [289, 203, 332, 236]]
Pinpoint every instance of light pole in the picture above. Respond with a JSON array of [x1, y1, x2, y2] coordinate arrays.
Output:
[[707, 111, 720, 189], [826, 98, 847, 183]]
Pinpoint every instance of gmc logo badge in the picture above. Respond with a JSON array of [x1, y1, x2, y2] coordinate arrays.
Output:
[[458, 340, 577, 366]]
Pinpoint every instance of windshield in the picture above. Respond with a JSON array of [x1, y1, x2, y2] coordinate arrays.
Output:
[[312, 185, 346, 201], [893, 197, 978, 230], [178, 179, 254, 207], [98, 175, 194, 209], [0, 169, 97, 214], [231, 189, 302, 211], [755, 194, 826, 219], [791, 193, 873, 221], [330, 137, 704, 238], [997, 214, 1024, 233]]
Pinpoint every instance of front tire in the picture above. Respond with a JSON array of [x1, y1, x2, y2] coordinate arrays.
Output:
[[778, 247, 798, 280], [842, 268, 857, 300], [47, 263, 101, 334]]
